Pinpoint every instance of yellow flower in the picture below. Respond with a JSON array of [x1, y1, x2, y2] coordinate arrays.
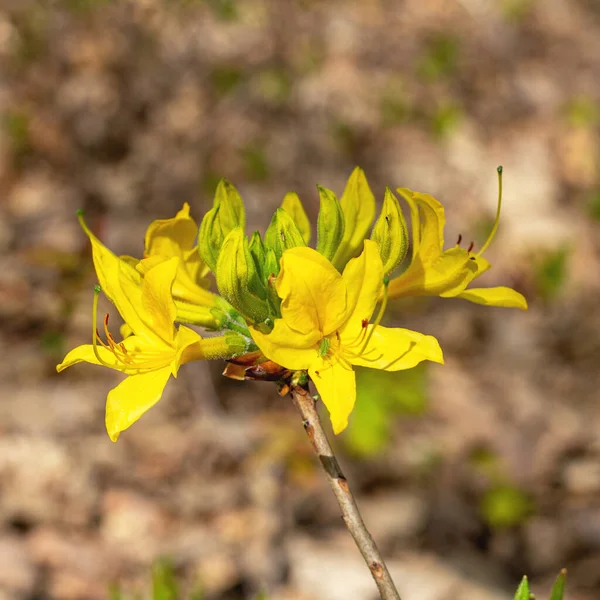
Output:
[[249, 241, 443, 434], [57, 218, 244, 441], [389, 169, 527, 309]]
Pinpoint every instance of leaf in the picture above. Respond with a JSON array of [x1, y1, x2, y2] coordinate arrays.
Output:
[[513, 576, 530, 600], [549, 569, 567, 600]]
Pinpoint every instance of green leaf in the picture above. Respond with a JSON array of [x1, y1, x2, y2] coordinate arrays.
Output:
[[513, 576, 530, 600], [549, 569, 567, 600]]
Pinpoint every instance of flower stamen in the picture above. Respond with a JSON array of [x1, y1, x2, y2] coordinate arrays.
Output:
[[477, 166, 503, 257]]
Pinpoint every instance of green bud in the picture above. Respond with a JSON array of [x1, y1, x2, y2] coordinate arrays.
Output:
[[264, 207, 307, 264], [198, 203, 221, 273], [316, 185, 345, 262], [280, 191, 311, 244], [332, 166, 376, 270], [264, 247, 279, 279], [513, 577, 530, 600], [370, 186, 408, 275], [198, 179, 246, 273], [216, 228, 270, 324], [549, 570, 566, 600], [214, 178, 245, 232], [248, 230, 267, 280]]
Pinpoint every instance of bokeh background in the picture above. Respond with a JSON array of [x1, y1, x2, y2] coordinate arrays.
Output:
[[1, 0, 600, 598]]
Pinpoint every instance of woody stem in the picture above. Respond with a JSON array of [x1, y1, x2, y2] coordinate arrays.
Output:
[[289, 382, 402, 600]]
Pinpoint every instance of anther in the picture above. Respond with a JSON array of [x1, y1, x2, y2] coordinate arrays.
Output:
[[361, 318, 369, 328], [456, 233, 462, 246], [467, 241, 474, 253]]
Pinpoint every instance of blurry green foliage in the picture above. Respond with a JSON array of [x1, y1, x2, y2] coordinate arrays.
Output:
[[255, 69, 292, 104], [204, 0, 238, 21], [110, 559, 204, 600], [431, 102, 462, 138], [380, 77, 411, 127], [501, 0, 535, 23], [565, 96, 600, 128], [344, 365, 428, 457], [2, 110, 31, 157], [533, 246, 569, 301], [470, 447, 533, 529], [513, 570, 567, 600], [62, 0, 111, 14], [12, 8, 47, 65], [585, 189, 600, 221], [481, 485, 532, 529], [40, 330, 66, 360], [242, 143, 270, 181], [210, 65, 244, 97], [417, 34, 460, 81]]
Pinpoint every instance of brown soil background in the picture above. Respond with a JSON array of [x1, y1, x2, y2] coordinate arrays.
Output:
[[1, 1, 600, 599]]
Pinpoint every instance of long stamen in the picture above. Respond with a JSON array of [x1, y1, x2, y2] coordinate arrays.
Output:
[[477, 166, 503, 256], [359, 277, 389, 355], [92, 286, 118, 369]]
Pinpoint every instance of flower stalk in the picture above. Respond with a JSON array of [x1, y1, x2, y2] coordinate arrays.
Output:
[[289, 380, 402, 600]]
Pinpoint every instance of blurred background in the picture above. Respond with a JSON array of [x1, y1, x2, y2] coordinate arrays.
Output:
[[1, 0, 600, 598]]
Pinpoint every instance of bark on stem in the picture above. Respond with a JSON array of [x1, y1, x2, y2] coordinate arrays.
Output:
[[290, 383, 402, 600]]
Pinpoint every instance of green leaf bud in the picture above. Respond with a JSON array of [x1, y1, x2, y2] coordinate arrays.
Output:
[[280, 191, 311, 244], [332, 166, 376, 270], [198, 178, 246, 273], [248, 230, 267, 281], [316, 185, 345, 262], [370, 186, 408, 275], [264, 207, 307, 264], [549, 570, 566, 600], [198, 203, 221, 273], [216, 228, 270, 324], [513, 577, 530, 600]]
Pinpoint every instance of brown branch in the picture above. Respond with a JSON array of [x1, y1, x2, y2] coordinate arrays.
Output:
[[290, 382, 402, 600]]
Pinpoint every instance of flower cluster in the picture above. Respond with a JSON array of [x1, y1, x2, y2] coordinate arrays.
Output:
[[58, 167, 526, 441]]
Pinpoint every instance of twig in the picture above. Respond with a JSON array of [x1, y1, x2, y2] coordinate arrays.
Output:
[[289, 383, 402, 600]]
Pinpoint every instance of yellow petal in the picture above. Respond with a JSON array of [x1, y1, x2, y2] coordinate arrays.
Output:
[[457, 286, 528, 310], [309, 359, 356, 434], [277, 247, 348, 336], [388, 247, 478, 299], [250, 319, 320, 371], [332, 167, 376, 270], [348, 325, 444, 371], [171, 324, 204, 376], [56, 343, 118, 372], [341, 240, 384, 338], [105, 366, 172, 442], [144, 205, 213, 302], [396, 188, 446, 265], [116, 257, 178, 345], [78, 214, 148, 337]]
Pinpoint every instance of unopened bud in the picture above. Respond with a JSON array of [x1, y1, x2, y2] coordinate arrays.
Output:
[[370, 186, 408, 274], [316, 185, 345, 262]]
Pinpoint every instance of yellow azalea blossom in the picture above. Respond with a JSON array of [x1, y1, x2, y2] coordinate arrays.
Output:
[[389, 171, 527, 309], [250, 241, 443, 434], [58, 218, 242, 441], [57, 257, 210, 441]]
